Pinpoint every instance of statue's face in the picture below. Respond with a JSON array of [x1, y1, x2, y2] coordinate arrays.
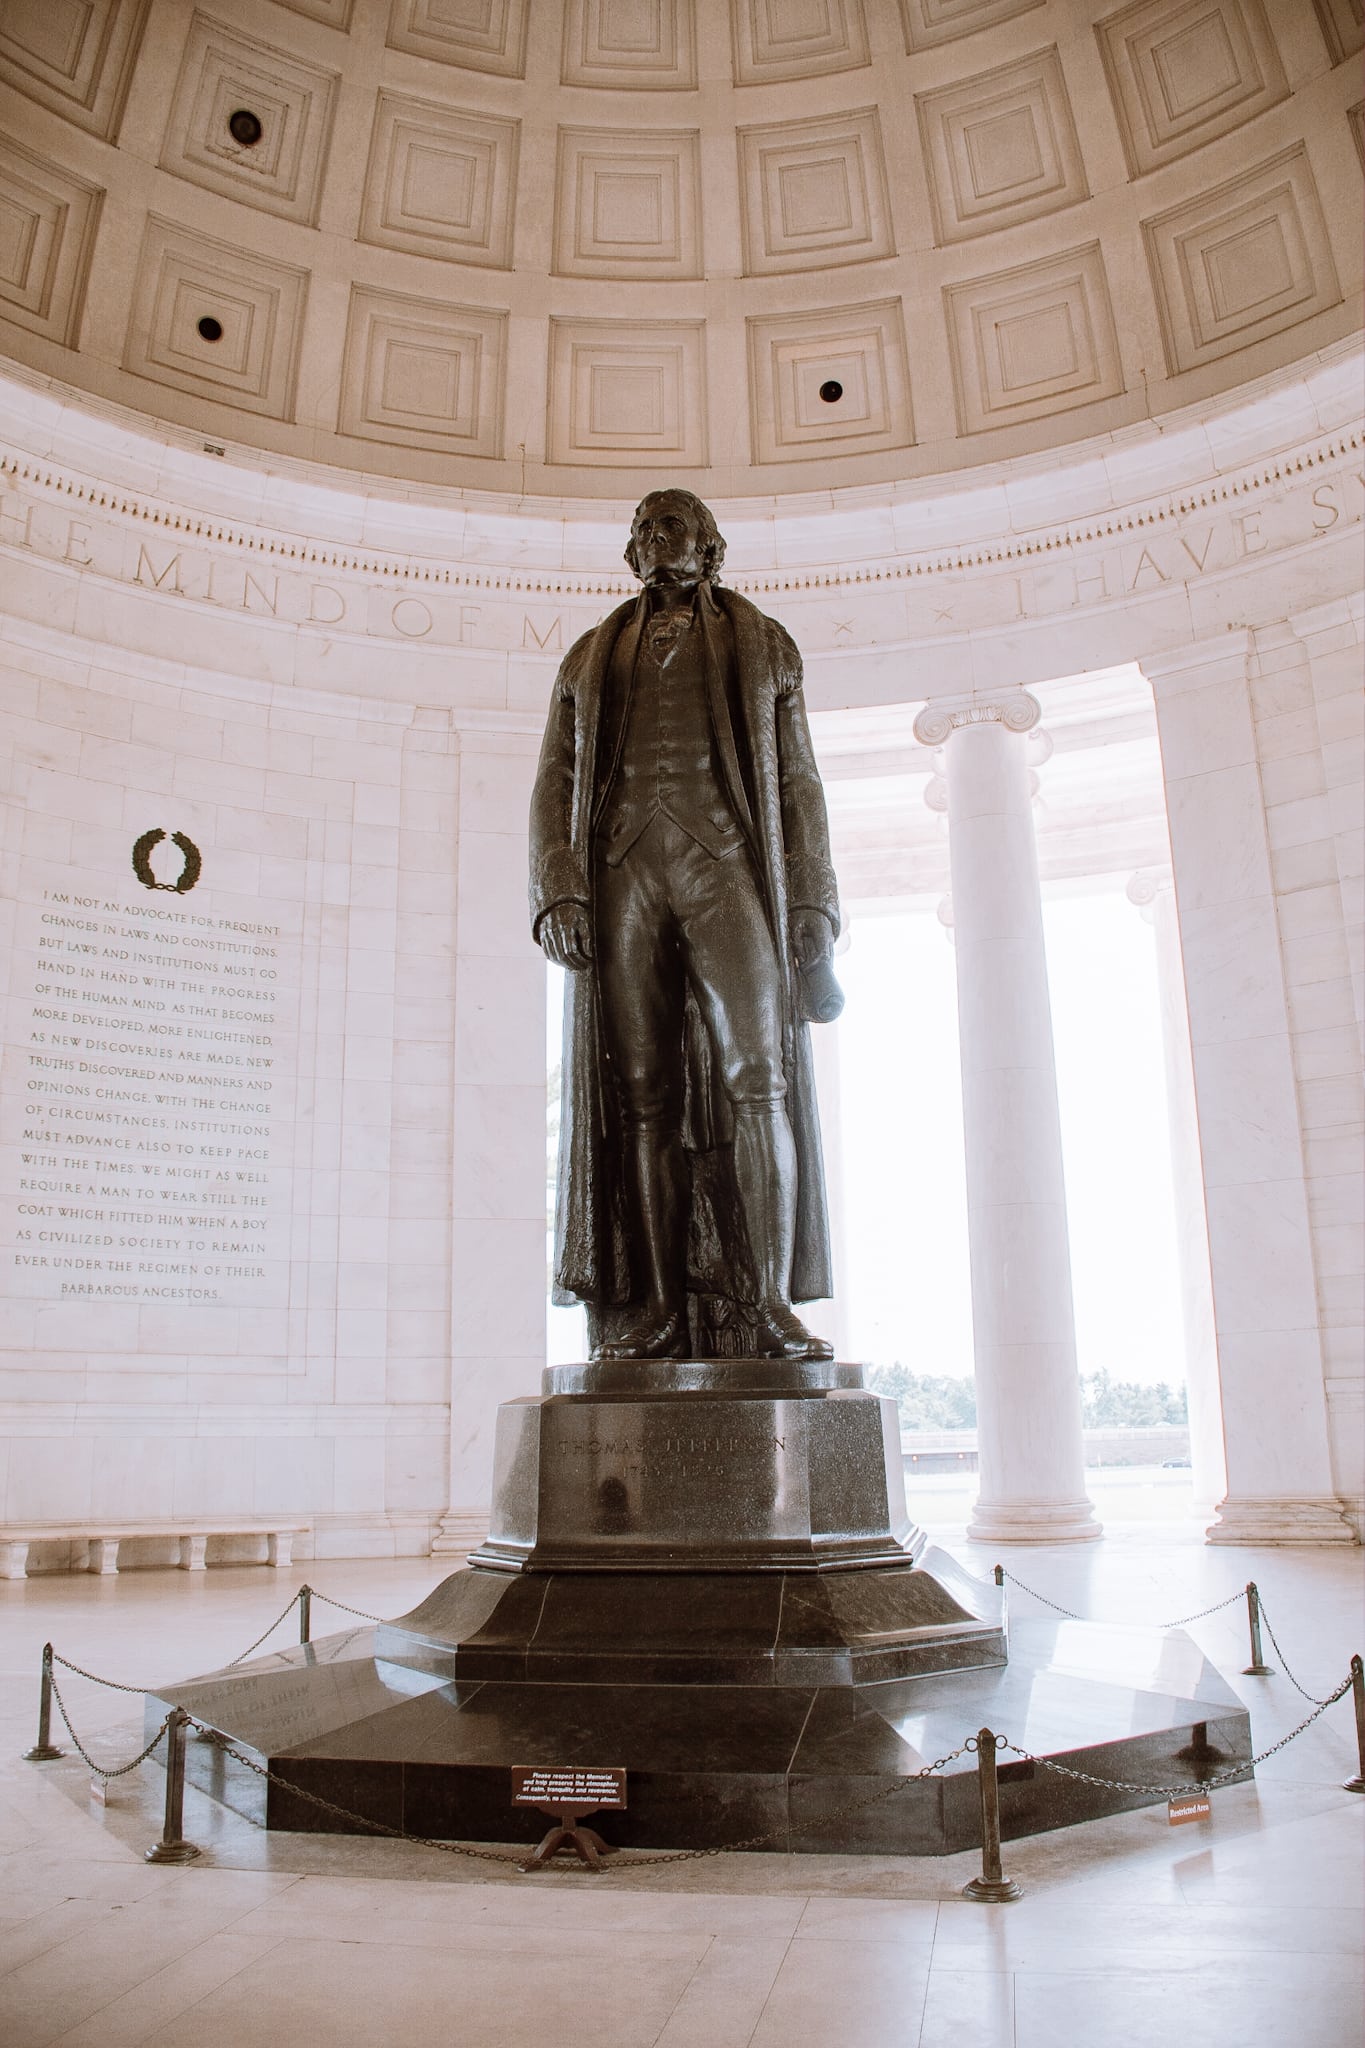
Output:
[[630, 494, 705, 589]]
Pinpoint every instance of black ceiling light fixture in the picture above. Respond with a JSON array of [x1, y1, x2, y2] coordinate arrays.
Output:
[[818, 380, 843, 403], [197, 315, 224, 342], [228, 108, 263, 146]]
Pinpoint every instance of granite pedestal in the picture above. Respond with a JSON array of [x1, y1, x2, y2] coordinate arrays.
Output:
[[148, 1363, 1252, 1852]]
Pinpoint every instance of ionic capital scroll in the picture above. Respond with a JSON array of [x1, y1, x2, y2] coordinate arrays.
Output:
[[1126, 866, 1175, 924], [1125, 865, 1174, 908], [913, 692, 1042, 748]]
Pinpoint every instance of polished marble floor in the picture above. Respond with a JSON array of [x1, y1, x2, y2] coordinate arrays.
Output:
[[1, 1504, 1361, 2047]]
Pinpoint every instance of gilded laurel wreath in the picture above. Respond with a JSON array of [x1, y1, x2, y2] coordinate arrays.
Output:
[[132, 828, 202, 894]]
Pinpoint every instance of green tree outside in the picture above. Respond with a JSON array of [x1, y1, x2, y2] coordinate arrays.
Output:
[[867, 1364, 1187, 1432]]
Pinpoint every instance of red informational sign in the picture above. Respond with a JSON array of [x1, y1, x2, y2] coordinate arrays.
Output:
[[511, 1767, 627, 1812], [1167, 1792, 1212, 1826]]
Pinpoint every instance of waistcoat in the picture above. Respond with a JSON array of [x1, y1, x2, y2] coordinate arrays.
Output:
[[597, 606, 744, 867]]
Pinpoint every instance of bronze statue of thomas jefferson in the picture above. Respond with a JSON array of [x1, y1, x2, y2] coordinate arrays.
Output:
[[530, 489, 842, 1363]]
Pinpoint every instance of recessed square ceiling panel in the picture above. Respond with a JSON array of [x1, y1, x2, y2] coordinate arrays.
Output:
[[339, 285, 506, 456], [360, 92, 519, 269], [272, 0, 356, 26], [1311, 0, 1362, 67], [898, 0, 1044, 51], [1097, 0, 1290, 178], [944, 241, 1123, 433], [386, 0, 528, 77], [547, 318, 707, 466], [554, 128, 702, 279], [124, 216, 308, 420], [0, 0, 149, 142], [746, 299, 913, 462], [0, 139, 102, 348], [1143, 143, 1342, 374], [916, 47, 1089, 244], [561, 0, 697, 88], [737, 108, 895, 274], [731, 0, 870, 84], [159, 13, 340, 228]]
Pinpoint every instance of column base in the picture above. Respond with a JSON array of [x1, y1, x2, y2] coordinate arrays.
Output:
[[967, 1498, 1103, 1545], [430, 1511, 488, 1559], [1205, 1497, 1358, 1545]]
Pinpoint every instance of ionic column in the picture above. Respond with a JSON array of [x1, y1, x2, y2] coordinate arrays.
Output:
[[1126, 868, 1225, 1512], [914, 694, 1100, 1544]]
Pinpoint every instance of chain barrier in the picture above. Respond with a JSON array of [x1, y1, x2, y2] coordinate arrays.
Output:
[[997, 1670, 1354, 1799], [994, 1571, 1082, 1619], [51, 1650, 150, 1696], [48, 1669, 173, 1779], [30, 1656, 1357, 1868], [994, 1569, 1246, 1633], [28, 1575, 1361, 1868], [44, 1583, 382, 1699], [1254, 1597, 1343, 1708], [306, 1590, 384, 1625], [1144, 1589, 1250, 1629], [225, 1591, 305, 1667]]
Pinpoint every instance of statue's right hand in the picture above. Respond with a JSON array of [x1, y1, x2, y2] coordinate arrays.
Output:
[[538, 902, 594, 971]]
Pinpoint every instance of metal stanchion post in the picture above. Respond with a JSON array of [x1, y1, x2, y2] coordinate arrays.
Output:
[[1242, 1582, 1272, 1676], [1344, 1655, 1365, 1794], [993, 1564, 1004, 1587], [23, 1643, 64, 1761], [299, 1585, 312, 1645], [962, 1728, 1021, 1902], [145, 1708, 200, 1864]]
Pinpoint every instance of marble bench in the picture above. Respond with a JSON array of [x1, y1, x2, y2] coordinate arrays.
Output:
[[0, 1522, 309, 1579]]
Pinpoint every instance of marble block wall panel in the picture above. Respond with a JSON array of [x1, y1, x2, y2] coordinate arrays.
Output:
[[1148, 628, 1360, 1539], [0, 631, 461, 1550], [438, 728, 546, 1539], [1256, 600, 1365, 1523]]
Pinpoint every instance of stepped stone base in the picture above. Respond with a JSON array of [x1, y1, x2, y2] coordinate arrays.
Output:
[[147, 1361, 1251, 1853]]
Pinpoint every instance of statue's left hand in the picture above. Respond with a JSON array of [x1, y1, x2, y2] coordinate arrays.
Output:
[[788, 908, 834, 970]]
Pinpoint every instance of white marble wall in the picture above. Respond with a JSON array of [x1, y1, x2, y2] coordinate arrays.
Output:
[[0, 626, 474, 1555]]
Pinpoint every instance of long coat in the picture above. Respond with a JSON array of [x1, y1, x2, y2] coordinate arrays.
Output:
[[529, 582, 841, 1315]]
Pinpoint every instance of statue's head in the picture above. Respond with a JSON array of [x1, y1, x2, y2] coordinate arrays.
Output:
[[625, 488, 726, 590]]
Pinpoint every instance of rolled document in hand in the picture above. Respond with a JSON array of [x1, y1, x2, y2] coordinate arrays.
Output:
[[797, 953, 845, 1023]]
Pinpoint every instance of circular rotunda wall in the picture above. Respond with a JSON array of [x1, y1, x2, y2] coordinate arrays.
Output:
[[0, 0, 1359, 503]]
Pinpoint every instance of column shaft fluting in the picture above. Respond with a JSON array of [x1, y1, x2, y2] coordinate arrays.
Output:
[[918, 699, 1100, 1543]]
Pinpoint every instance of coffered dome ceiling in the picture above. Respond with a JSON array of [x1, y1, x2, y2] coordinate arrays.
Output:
[[0, 0, 1359, 499]]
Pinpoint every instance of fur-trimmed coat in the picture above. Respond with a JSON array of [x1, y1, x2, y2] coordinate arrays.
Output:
[[529, 582, 840, 1313]]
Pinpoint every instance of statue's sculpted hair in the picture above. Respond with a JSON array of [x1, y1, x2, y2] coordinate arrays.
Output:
[[625, 490, 726, 586]]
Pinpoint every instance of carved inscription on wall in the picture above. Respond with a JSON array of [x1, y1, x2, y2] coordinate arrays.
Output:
[[0, 438, 1360, 660], [3, 886, 292, 1304]]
